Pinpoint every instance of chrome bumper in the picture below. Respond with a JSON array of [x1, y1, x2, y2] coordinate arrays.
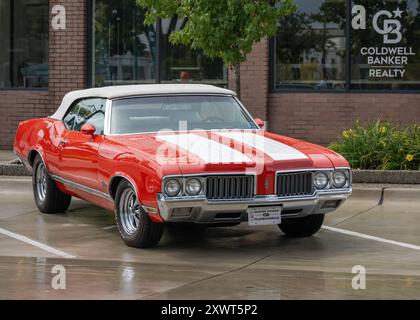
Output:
[[157, 189, 352, 224]]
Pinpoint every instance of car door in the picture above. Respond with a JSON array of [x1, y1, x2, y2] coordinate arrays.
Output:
[[58, 98, 107, 191]]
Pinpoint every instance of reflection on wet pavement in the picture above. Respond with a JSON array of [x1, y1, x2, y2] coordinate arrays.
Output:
[[1, 178, 420, 299]]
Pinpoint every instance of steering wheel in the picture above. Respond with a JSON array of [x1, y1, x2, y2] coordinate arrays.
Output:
[[201, 116, 225, 123]]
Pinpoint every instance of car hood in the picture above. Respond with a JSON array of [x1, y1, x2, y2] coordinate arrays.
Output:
[[109, 130, 349, 176]]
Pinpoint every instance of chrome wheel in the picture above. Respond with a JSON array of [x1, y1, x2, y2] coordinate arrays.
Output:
[[119, 188, 141, 236], [36, 162, 47, 202]]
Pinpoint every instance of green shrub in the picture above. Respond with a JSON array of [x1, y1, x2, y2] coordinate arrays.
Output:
[[329, 121, 420, 170]]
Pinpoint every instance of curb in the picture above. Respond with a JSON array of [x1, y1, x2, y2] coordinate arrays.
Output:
[[0, 164, 31, 177], [352, 170, 420, 184], [0, 164, 419, 184]]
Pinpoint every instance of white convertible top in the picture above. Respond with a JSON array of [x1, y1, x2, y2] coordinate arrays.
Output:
[[50, 84, 236, 120]]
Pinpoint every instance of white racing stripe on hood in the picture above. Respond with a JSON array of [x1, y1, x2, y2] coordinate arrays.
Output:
[[218, 132, 308, 161], [156, 133, 253, 164]]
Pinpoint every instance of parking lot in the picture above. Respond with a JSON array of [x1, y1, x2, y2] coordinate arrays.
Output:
[[1, 176, 420, 299]]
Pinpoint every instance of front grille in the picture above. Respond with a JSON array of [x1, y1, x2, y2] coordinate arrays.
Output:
[[277, 171, 313, 197], [206, 175, 254, 200]]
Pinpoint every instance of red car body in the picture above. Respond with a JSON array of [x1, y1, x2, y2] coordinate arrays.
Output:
[[14, 84, 352, 247]]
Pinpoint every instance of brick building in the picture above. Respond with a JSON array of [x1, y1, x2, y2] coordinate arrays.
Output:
[[1, 0, 419, 150]]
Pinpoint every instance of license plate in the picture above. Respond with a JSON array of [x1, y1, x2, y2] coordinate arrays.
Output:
[[247, 206, 282, 226]]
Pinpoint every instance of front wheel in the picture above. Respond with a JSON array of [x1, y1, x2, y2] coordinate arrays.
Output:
[[278, 214, 324, 238], [115, 180, 164, 248], [32, 154, 71, 213]]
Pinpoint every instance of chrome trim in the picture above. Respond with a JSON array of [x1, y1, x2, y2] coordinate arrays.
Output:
[[108, 174, 137, 198], [103, 99, 112, 135], [277, 170, 314, 196], [52, 173, 159, 214], [185, 177, 205, 196], [313, 172, 329, 190], [51, 174, 113, 201], [27, 149, 48, 172], [276, 167, 336, 173], [162, 172, 258, 199], [157, 188, 352, 222], [335, 167, 352, 186], [275, 168, 352, 196], [108, 175, 156, 214], [163, 177, 184, 197], [206, 175, 254, 200], [105, 128, 260, 137], [29, 149, 45, 167], [232, 96, 262, 130], [332, 170, 349, 188]]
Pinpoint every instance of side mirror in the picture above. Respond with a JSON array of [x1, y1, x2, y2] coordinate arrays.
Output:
[[81, 123, 96, 136], [254, 118, 265, 129]]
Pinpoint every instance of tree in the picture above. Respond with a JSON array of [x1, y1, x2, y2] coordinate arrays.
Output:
[[137, 0, 296, 98]]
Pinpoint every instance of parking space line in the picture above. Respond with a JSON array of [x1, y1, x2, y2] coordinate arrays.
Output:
[[323, 226, 420, 251], [0, 227, 76, 259]]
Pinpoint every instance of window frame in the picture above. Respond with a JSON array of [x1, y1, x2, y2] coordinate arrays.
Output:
[[63, 97, 107, 134], [269, 0, 420, 94]]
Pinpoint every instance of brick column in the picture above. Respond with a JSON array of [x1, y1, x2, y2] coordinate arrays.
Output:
[[228, 39, 269, 121], [48, 0, 88, 111]]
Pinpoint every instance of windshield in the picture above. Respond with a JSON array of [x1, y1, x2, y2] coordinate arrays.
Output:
[[110, 95, 258, 134]]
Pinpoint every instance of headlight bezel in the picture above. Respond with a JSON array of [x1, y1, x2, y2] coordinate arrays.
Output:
[[313, 172, 329, 190], [163, 178, 183, 197], [332, 170, 348, 188], [185, 178, 203, 196], [313, 169, 351, 190], [162, 176, 205, 198]]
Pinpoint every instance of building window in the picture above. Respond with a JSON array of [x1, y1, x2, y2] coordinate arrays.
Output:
[[274, 0, 346, 91], [0, 0, 49, 89], [273, 0, 420, 92], [159, 17, 227, 85], [92, 0, 156, 87], [91, 1, 227, 87]]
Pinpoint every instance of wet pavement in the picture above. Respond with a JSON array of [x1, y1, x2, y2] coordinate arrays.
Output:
[[1, 177, 420, 299]]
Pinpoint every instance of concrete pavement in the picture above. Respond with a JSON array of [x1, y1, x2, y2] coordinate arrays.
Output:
[[0, 177, 420, 299], [0, 151, 15, 163]]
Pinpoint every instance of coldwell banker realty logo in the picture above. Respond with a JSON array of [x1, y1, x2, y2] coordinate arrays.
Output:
[[352, 5, 415, 79]]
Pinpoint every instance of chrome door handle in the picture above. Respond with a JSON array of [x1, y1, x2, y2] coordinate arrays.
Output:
[[60, 139, 70, 145]]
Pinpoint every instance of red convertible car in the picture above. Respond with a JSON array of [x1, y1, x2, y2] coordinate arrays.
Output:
[[14, 84, 352, 248]]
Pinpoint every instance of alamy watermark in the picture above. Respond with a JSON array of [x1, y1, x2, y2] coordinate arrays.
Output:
[[51, 5, 66, 30], [51, 264, 66, 290], [351, 265, 366, 290]]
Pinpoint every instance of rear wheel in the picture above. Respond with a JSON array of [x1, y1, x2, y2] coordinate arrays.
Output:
[[32, 154, 71, 213], [115, 180, 164, 248], [278, 214, 324, 238]]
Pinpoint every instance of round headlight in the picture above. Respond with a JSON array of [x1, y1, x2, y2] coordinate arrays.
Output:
[[314, 172, 329, 189], [185, 178, 202, 196], [164, 179, 182, 197], [333, 171, 347, 188]]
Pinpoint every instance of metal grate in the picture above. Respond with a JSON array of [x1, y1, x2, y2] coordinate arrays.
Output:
[[206, 175, 254, 200], [277, 172, 313, 197]]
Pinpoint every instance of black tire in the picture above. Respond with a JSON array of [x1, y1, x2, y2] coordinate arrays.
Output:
[[32, 154, 71, 214], [278, 214, 324, 238], [115, 180, 164, 248]]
